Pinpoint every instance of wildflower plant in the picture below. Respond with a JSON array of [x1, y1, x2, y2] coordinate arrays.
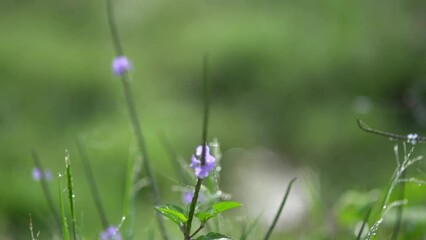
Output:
[[356, 120, 426, 240], [28, 0, 299, 239]]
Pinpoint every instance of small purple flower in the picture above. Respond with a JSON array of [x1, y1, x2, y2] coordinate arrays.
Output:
[[112, 56, 131, 76], [32, 168, 42, 181], [44, 170, 52, 180], [32, 168, 52, 181], [190, 145, 216, 179], [100, 226, 121, 240], [182, 190, 204, 205]]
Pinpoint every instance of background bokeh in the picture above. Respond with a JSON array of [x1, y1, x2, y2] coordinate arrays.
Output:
[[1, 0, 426, 239]]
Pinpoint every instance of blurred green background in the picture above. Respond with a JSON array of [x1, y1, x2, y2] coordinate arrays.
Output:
[[1, 0, 426, 239]]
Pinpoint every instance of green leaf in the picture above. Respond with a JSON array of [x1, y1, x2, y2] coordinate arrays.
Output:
[[195, 232, 232, 240], [58, 178, 70, 240], [155, 204, 188, 225], [212, 201, 241, 214], [195, 211, 217, 222]]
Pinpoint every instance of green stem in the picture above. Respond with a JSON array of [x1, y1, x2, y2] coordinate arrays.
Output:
[[76, 138, 109, 229], [31, 150, 61, 228], [185, 54, 211, 239], [105, 0, 168, 238], [264, 178, 297, 240], [391, 170, 406, 240], [185, 178, 203, 239], [65, 150, 77, 240], [356, 204, 373, 240]]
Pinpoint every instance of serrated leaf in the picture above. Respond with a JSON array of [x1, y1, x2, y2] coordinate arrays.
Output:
[[195, 211, 217, 222], [155, 204, 188, 224], [195, 232, 232, 240], [212, 201, 241, 214]]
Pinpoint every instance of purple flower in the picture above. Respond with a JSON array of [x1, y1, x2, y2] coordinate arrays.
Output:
[[100, 226, 121, 240], [32, 168, 52, 181], [32, 168, 42, 181], [112, 56, 131, 76], [182, 190, 204, 205], [190, 145, 216, 179]]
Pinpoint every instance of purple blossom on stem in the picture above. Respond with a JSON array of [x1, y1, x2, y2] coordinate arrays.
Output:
[[190, 145, 216, 179], [112, 56, 131, 76], [100, 226, 121, 240]]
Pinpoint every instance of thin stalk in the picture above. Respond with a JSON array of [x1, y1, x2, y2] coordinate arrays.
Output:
[[185, 179, 203, 239], [31, 150, 61, 227], [65, 150, 77, 240], [263, 177, 297, 240], [59, 176, 70, 240], [189, 223, 205, 238], [29, 214, 38, 240], [76, 138, 109, 229], [105, 0, 168, 238], [391, 170, 406, 240], [357, 119, 426, 142], [356, 204, 373, 240], [185, 54, 211, 239], [160, 133, 189, 184]]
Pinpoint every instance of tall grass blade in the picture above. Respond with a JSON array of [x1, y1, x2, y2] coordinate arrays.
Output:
[[160, 133, 189, 184], [391, 170, 406, 240], [76, 138, 109, 229], [65, 150, 77, 240], [356, 204, 373, 240], [105, 0, 168, 238], [240, 212, 262, 240], [59, 176, 70, 240], [31, 150, 61, 228], [263, 177, 297, 240], [122, 154, 143, 240]]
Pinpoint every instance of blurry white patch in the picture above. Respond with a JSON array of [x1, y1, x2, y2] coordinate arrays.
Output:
[[353, 96, 372, 114], [226, 147, 311, 231]]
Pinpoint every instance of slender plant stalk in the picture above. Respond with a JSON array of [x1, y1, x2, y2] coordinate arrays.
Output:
[[356, 204, 373, 240], [29, 214, 38, 240], [123, 154, 143, 240], [391, 170, 406, 240], [185, 54, 211, 239], [76, 138, 109, 229], [105, 0, 168, 238], [240, 212, 262, 240], [189, 223, 205, 238], [31, 150, 61, 228], [186, 179, 203, 239], [59, 176, 70, 240], [160, 133, 189, 184], [65, 150, 77, 240], [264, 177, 297, 240], [357, 119, 426, 142]]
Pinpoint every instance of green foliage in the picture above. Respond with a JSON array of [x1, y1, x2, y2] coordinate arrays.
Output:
[[156, 204, 188, 225], [194, 232, 231, 240], [58, 178, 70, 240]]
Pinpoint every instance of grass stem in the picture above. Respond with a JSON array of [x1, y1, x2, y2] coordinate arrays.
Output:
[[264, 177, 297, 240], [76, 138, 109, 229], [105, 0, 168, 238], [31, 150, 61, 228]]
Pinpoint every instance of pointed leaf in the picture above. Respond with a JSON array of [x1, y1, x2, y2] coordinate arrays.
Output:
[[212, 201, 241, 214], [195, 211, 217, 223], [195, 232, 231, 240], [155, 204, 188, 225]]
